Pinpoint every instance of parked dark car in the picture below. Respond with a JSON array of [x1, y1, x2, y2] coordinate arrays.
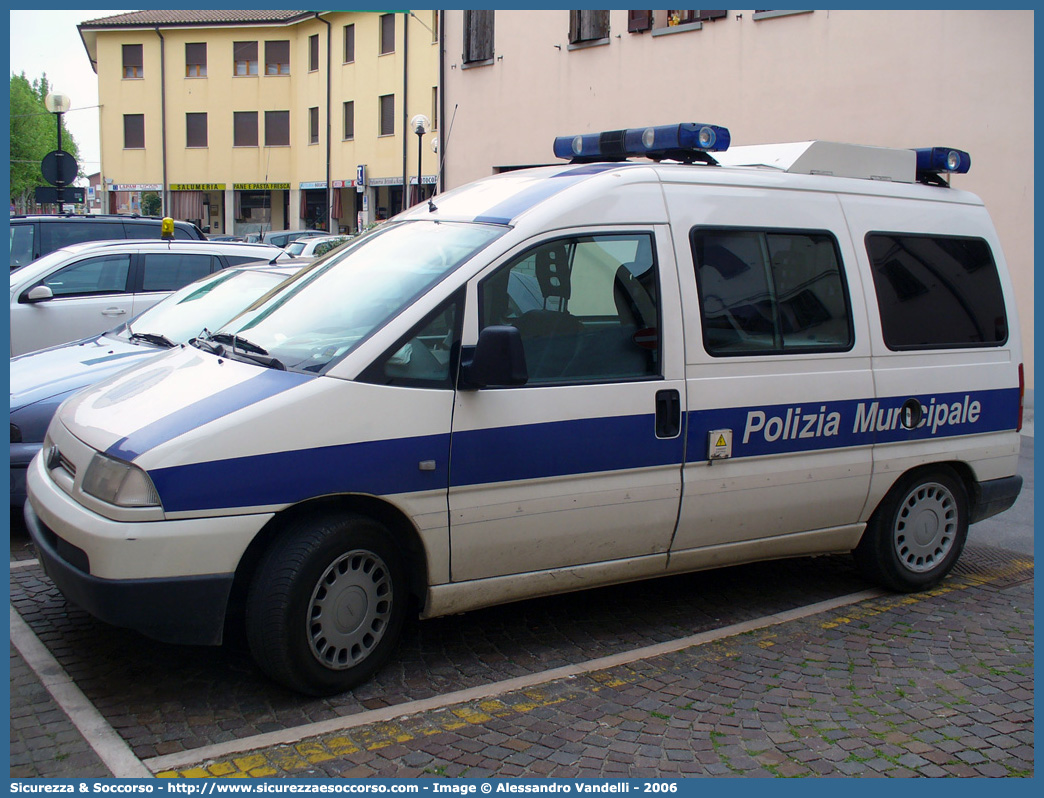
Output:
[[10, 214, 206, 270]]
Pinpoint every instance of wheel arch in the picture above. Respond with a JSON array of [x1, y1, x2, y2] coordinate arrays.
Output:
[[226, 494, 431, 628]]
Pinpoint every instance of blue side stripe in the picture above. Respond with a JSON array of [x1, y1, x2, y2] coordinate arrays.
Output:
[[472, 163, 632, 225], [107, 369, 313, 460], [145, 387, 1019, 515]]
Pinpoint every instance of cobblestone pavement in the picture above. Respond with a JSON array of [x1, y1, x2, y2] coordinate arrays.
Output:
[[150, 557, 1033, 779], [9, 645, 113, 778], [10, 543, 1033, 778]]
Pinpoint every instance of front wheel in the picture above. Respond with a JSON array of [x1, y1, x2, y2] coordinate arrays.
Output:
[[246, 514, 407, 695], [854, 467, 969, 592]]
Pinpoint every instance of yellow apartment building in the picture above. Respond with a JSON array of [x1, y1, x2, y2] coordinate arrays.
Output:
[[78, 9, 440, 236]]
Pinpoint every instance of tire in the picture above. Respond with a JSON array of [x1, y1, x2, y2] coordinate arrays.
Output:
[[246, 513, 407, 695], [854, 467, 969, 593]]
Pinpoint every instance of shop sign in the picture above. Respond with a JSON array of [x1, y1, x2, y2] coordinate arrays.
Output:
[[367, 176, 404, 187], [110, 183, 162, 192], [300, 181, 327, 190], [332, 179, 358, 189], [408, 175, 438, 185], [170, 183, 226, 191], [234, 183, 291, 191]]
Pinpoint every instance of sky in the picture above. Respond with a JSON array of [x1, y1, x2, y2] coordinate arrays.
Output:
[[9, 10, 127, 178]]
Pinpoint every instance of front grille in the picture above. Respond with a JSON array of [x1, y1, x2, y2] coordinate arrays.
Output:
[[57, 452, 76, 478]]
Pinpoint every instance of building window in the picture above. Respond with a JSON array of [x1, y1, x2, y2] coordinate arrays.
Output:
[[343, 24, 355, 63], [343, 101, 354, 140], [265, 110, 290, 146], [265, 40, 290, 75], [309, 34, 319, 72], [234, 41, 258, 76], [185, 42, 206, 77], [569, 10, 610, 44], [380, 13, 395, 54], [431, 87, 438, 131], [186, 112, 207, 148], [122, 44, 143, 79], [463, 10, 494, 64], [234, 111, 258, 147], [309, 107, 319, 145], [432, 11, 439, 42], [123, 114, 145, 148], [379, 94, 394, 136]]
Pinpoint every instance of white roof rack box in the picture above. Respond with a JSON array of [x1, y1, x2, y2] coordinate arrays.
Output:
[[715, 141, 916, 183]]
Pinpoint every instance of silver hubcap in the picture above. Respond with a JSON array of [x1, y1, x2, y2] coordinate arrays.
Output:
[[893, 482, 957, 573], [308, 550, 392, 670]]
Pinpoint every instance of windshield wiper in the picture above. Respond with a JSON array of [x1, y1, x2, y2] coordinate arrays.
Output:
[[210, 332, 270, 355], [208, 332, 285, 370], [129, 331, 176, 348]]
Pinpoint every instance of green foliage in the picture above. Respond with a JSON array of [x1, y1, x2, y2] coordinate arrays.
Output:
[[141, 191, 162, 216], [10, 72, 81, 211]]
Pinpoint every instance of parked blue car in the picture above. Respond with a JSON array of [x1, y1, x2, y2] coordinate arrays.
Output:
[[10, 261, 308, 507]]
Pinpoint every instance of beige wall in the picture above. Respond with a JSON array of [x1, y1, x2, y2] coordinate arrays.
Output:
[[442, 9, 1034, 387]]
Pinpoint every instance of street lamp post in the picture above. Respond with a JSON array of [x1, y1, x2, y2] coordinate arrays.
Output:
[[42, 93, 75, 210], [410, 114, 430, 207]]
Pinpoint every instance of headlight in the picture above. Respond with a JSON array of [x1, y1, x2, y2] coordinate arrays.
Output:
[[81, 453, 161, 507]]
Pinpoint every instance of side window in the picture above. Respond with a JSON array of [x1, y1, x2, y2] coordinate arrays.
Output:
[[359, 294, 461, 388], [40, 222, 125, 252], [42, 254, 131, 297], [141, 253, 214, 292], [480, 233, 660, 385], [866, 233, 1007, 350], [10, 224, 35, 268], [692, 228, 853, 356], [222, 255, 270, 268]]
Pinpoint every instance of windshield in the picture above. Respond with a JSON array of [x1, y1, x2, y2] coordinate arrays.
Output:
[[120, 268, 291, 344], [285, 241, 306, 257], [214, 221, 505, 374]]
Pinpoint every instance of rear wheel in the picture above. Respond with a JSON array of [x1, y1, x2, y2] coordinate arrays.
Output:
[[854, 467, 968, 592], [246, 513, 406, 695]]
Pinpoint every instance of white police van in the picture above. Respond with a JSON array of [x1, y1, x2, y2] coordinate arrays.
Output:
[[25, 124, 1024, 695]]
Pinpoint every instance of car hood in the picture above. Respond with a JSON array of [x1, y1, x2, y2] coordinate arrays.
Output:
[[10, 334, 161, 412]]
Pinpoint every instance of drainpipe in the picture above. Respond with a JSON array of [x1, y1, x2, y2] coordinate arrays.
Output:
[[401, 11, 409, 213], [438, 11, 445, 192], [315, 13, 332, 231], [154, 27, 169, 216]]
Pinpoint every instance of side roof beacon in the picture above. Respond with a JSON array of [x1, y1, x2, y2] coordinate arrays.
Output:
[[553, 122, 731, 164], [914, 146, 972, 185]]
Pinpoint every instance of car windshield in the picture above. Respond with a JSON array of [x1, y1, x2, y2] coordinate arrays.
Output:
[[119, 268, 292, 344], [214, 220, 505, 374], [285, 241, 306, 256]]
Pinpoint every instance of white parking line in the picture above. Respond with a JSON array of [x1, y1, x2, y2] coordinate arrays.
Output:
[[145, 587, 884, 774], [9, 605, 153, 779]]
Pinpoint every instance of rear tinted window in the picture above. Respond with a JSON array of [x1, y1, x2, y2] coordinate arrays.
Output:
[[40, 221, 126, 252], [866, 233, 1007, 350], [10, 223, 35, 268], [141, 253, 214, 291]]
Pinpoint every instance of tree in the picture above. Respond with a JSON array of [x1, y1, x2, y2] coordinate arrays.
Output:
[[141, 192, 162, 216], [10, 72, 81, 213]]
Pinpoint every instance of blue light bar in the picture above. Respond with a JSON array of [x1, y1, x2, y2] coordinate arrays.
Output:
[[914, 147, 971, 174], [553, 123, 731, 161]]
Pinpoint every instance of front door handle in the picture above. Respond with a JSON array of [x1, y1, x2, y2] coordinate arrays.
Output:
[[102, 307, 127, 316], [655, 389, 681, 439]]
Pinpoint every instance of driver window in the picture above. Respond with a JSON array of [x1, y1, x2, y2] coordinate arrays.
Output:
[[480, 233, 660, 385], [359, 294, 461, 388]]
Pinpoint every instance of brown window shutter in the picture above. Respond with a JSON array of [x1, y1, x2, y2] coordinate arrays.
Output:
[[628, 10, 653, 32]]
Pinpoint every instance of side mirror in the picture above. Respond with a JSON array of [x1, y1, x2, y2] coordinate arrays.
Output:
[[20, 285, 54, 304], [459, 325, 528, 390]]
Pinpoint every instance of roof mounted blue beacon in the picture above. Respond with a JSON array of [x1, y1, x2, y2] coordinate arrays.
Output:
[[914, 147, 971, 186], [553, 123, 731, 165]]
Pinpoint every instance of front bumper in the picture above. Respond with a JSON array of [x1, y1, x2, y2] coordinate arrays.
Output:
[[24, 449, 273, 646], [25, 500, 234, 645]]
